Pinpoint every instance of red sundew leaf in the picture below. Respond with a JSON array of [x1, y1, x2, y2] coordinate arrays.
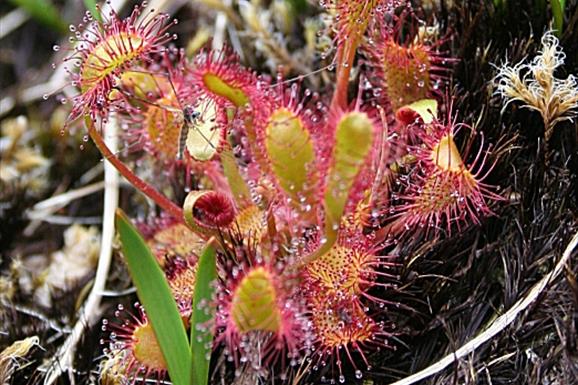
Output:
[[115, 209, 192, 385], [66, 6, 175, 122]]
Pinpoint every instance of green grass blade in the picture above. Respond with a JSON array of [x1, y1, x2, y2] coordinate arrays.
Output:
[[115, 209, 192, 385], [190, 241, 217, 385], [287, 0, 308, 13], [83, 0, 103, 23], [9, 0, 67, 33], [551, 0, 566, 36]]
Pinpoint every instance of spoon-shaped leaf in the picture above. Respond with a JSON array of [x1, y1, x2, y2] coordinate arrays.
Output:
[[265, 107, 318, 219], [320, 111, 374, 255]]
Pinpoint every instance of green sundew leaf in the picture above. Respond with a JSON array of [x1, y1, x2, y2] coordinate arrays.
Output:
[[9, 0, 67, 33], [320, 112, 374, 255], [203, 73, 249, 107], [190, 241, 217, 385], [115, 210, 192, 385], [221, 144, 252, 205], [265, 108, 317, 218], [551, 0, 566, 36], [220, 107, 252, 205], [83, 0, 102, 23], [230, 266, 281, 333]]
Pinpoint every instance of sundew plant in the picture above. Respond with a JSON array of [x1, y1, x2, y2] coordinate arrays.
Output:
[[59, 1, 502, 382], [1, 1, 577, 385]]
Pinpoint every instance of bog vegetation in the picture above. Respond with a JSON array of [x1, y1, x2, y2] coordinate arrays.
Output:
[[0, 1, 577, 385]]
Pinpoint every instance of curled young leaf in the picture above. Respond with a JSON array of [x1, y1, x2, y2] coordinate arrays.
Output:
[[396, 99, 438, 125], [183, 191, 236, 235]]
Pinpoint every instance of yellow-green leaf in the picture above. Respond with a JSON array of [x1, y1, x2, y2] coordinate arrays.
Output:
[[203, 73, 249, 108], [321, 111, 374, 254], [265, 108, 317, 217], [230, 267, 281, 334]]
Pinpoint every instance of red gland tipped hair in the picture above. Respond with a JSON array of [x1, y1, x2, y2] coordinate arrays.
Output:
[[64, 4, 176, 123], [392, 105, 502, 235]]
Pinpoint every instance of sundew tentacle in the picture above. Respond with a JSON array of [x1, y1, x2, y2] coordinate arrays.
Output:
[[214, 241, 312, 377], [388, 106, 503, 236], [64, 4, 177, 123], [247, 80, 329, 230], [363, 9, 455, 113], [321, 0, 400, 109], [306, 293, 393, 383], [301, 215, 398, 382], [163, 255, 198, 317], [100, 304, 169, 384]]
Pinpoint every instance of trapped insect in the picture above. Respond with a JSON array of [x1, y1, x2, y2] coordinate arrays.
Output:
[[177, 105, 202, 160]]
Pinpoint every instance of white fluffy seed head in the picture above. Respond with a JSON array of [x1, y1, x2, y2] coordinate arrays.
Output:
[[493, 31, 578, 135]]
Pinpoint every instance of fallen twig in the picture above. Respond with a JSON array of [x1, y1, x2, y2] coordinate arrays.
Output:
[[42, 117, 119, 385], [24, 181, 105, 236]]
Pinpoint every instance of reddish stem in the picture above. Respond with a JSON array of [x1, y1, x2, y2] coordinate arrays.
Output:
[[330, 39, 359, 111], [330, 0, 377, 110], [86, 118, 184, 220]]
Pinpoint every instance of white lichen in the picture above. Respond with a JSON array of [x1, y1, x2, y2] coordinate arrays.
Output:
[[494, 31, 578, 141]]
